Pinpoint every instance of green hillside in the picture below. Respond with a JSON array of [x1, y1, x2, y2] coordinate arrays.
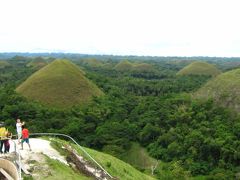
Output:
[[120, 143, 157, 172], [80, 58, 103, 67], [115, 60, 155, 72], [27, 57, 48, 69], [0, 60, 11, 68], [52, 139, 155, 180], [195, 68, 240, 113], [132, 63, 155, 73], [16, 59, 104, 108], [177, 61, 221, 76], [114, 60, 133, 71]]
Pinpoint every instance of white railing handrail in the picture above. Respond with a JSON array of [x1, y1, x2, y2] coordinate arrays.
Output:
[[29, 132, 113, 179], [11, 139, 22, 180]]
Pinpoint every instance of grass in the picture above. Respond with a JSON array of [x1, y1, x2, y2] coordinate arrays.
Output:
[[119, 143, 158, 173], [23, 151, 92, 180], [177, 61, 221, 76], [114, 60, 155, 72], [195, 67, 240, 113], [16, 59, 104, 108], [75, 146, 155, 180], [49, 138, 155, 180], [43, 156, 92, 180], [0, 60, 11, 68], [26, 57, 48, 69], [114, 60, 133, 71], [81, 58, 103, 67]]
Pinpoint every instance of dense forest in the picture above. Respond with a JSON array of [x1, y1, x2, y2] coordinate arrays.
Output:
[[0, 54, 240, 179]]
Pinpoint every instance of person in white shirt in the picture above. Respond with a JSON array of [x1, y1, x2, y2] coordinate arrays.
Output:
[[16, 119, 24, 144]]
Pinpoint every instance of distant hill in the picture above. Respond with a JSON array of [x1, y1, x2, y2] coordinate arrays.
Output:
[[0, 60, 11, 69], [177, 61, 221, 76], [132, 63, 155, 73], [114, 60, 133, 71], [26, 57, 48, 69], [195, 68, 240, 113], [16, 59, 104, 108], [80, 58, 103, 67], [115, 60, 155, 72]]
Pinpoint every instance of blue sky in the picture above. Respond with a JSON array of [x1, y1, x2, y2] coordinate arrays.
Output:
[[0, 0, 240, 57]]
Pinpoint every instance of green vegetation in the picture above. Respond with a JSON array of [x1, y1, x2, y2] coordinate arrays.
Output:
[[77, 146, 154, 180], [114, 60, 155, 73], [0, 60, 11, 69], [44, 157, 92, 180], [114, 60, 133, 71], [80, 58, 104, 67], [120, 143, 158, 172], [16, 59, 104, 108], [26, 57, 48, 69], [177, 61, 221, 76], [49, 138, 154, 180], [195, 67, 240, 113], [0, 54, 240, 179]]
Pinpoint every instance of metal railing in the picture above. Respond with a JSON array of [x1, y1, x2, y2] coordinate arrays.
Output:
[[11, 138, 22, 180], [29, 133, 113, 179]]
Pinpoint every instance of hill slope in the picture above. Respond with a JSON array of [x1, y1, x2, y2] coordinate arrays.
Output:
[[132, 63, 155, 73], [114, 60, 133, 71], [80, 58, 103, 67], [177, 61, 221, 76], [120, 143, 157, 172], [115, 60, 155, 72], [16, 59, 104, 108], [17, 138, 154, 180], [26, 57, 48, 69], [195, 68, 240, 113], [0, 60, 11, 69]]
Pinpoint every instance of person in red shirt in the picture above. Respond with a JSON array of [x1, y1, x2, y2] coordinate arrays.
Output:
[[21, 125, 31, 151]]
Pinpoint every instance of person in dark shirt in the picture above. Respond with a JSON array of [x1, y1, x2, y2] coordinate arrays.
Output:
[[4, 131, 12, 153], [21, 125, 31, 151]]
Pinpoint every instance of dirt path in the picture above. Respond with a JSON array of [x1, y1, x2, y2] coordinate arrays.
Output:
[[9, 138, 68, 165]]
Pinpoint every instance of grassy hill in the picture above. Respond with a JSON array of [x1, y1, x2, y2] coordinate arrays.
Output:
[[115, 60, 155, 72], [26, 57, 48, 69], [114, 60, 133, 71], [177, 61, 221, 76], [80, 58, 103, 67], [0, 60, 11, 69], [195, 68, 240, 113], [132, 63, 155, 73], [16, 59, 104, 108]]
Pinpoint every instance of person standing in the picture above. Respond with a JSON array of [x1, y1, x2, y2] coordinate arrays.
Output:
[[4, 131, 12, 153], [21, 125, 31, 151], [16, 119, 24, 144], [0, 122, 7, 153]]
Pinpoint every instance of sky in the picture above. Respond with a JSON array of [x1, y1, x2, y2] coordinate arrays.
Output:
[[0, 0, 240, 57]]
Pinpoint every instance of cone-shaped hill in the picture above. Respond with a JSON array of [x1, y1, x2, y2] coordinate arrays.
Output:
[[132, 63, 155, 73], [114, 60, 133, 71], [26, 57, 48, 69], [16, 59, 104, 108], [177, 61, 221, 76], [195, 68, 240, 113], [80, 58, 103, 67], [114, 60, 155, 72]]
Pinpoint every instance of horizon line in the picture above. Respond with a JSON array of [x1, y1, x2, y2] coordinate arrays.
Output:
[[0, 51, 240, 58]]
